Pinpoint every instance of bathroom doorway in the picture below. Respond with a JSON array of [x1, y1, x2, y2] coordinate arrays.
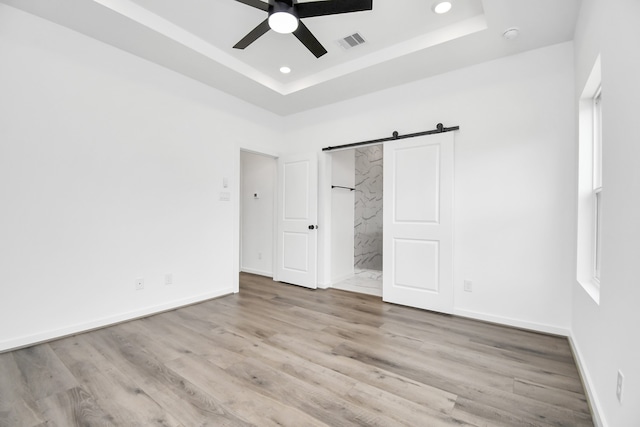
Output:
[[330, 145, 383, 296]]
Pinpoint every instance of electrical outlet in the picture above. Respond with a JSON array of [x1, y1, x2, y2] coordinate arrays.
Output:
[[617, 370, 624, 403], [135, 278, 144, 290], [464, 280, 473, 292], [165, 273, 173, 286]]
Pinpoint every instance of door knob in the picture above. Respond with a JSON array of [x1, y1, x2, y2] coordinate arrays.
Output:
[[308, 225, 318, 230]]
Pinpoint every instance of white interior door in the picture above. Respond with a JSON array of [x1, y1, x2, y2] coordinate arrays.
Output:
[[275, 153, 318, 289], [383, 132, 454, 313]]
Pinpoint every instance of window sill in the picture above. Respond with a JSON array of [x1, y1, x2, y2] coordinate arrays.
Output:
[[578, 278, 600, 305]]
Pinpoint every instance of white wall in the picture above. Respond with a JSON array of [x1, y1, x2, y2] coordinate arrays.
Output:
[[571, 0, 640, 425], [330, 150, 355, 282], [240, 151, 276, 277], [0, 5, 283, 351], [284, 42, 576, 335]]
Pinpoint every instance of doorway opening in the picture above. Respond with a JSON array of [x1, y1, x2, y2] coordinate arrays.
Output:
[[330, 145, 383, 296], [239, 150, 277, 278]]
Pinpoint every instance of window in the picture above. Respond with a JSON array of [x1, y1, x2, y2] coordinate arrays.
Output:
[[593, 89, 602, 283], [576, 56, 602, 303]]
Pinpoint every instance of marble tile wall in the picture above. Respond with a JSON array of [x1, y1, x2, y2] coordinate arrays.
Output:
[[354, 145, 383, 270]]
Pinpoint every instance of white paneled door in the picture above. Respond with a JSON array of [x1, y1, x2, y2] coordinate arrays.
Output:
[[383, 132, 454, 313], [275, 153, 318, 289]]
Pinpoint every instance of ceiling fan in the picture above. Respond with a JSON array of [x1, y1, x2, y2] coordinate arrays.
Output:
[[233, 0, 373, 58]]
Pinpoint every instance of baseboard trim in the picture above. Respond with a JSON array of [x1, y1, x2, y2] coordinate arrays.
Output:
[[453, 308, 571, 336], [240, 267, 273, 278], [0, 287, 234, 353], [568, 335, 606, 427], [317, 281, 331, 290]]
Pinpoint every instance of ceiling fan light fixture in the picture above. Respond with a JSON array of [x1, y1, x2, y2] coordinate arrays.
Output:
[[233, 0, 373, 58], [269, 12, 298, 33], [268, 2, 299, 34], [432, 1, 452, 14]]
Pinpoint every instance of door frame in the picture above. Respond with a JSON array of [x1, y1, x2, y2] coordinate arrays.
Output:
[[234, 145, 280, 293], [234, 146, 357, 292]]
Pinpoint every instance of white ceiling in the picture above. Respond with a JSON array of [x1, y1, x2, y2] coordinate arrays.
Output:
[[1, 0, 581, 116]]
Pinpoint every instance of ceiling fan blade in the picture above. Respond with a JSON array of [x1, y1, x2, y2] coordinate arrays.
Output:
[[293, 21, 328, 58], [234, 0, 268, 12], [233, 19, 271, 49], [296, 0, 373, 18]]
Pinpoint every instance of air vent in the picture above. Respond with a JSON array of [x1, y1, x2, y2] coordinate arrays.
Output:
[[338, 32, 366, 50]]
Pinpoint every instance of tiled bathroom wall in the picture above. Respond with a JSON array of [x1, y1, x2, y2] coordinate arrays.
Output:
[[354, 145, 383, 270]]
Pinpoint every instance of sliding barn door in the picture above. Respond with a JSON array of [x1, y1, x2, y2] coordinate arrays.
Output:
[[275, 153, 318, 289], [383, 132, 454, 313]]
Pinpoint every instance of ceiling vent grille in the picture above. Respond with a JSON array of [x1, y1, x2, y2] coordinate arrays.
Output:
[[338, 32, 366, 50]]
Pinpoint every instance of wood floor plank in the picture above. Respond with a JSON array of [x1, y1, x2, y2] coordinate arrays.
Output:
[[166, 355, 330, 427], [343, 382, 468, 427], [50, 335, 181, 427], [36, 386, 115, 427], [0, 273, 593, 426], [271, 294, 385, 328], [452, 396, 555, 427], [0, 352, 45, 427], [12, 345, 78, 401], [513, 377, 591, 414], [453, 383, 583, 427], [381, 319, 581, 382], [229, 334, 463, 426], [115, 316, 201, 363], [216, 293, 327, 332], [418, 340, 584, 394], [132, 313, 241, 368], [84, 326, 254, 426], [224, 357, 406, 427], [383, 304, 575, 363], [219, 334, 357, 396], [332, 339, 516, 393], [324, 318, 582, 398], [264, 332, 459, 413]]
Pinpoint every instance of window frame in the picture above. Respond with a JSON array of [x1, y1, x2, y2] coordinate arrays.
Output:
[[576, 55, 602, 304], [592, 87, 602, 284]]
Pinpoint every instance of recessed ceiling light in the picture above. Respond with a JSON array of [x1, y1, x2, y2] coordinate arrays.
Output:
[[502, 27, 520, 41], [432, 1, 452, 14], [280, 66, 291, 74]]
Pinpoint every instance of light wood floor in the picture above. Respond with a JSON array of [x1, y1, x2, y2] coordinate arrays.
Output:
[[1, 273, 593, 426]]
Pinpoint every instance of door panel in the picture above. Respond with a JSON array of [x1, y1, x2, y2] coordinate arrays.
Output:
[[282, 232, 309, 272], [394, 144, 440, 223], [394, 239, 439, 292], [276, 153, 318, 289], [283, 161, 310, 219], [383, 132, 454, 313]]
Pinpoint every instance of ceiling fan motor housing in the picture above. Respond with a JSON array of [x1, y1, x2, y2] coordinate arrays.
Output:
[[269, 0, 296, 16]]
